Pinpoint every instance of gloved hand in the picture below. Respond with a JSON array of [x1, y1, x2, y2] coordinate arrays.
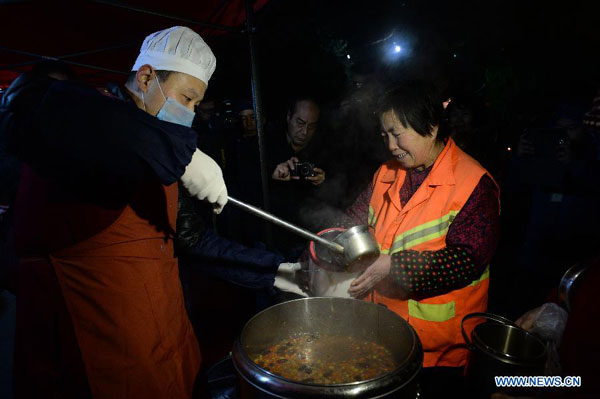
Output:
[[274, 262, 308, 297], [180, 149, 228, 214]]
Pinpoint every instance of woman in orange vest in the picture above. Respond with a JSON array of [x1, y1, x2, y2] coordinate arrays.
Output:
[[335, 81, 500, 397]]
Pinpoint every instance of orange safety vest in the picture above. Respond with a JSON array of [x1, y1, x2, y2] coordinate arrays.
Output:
[[368, 138, 498, 368]]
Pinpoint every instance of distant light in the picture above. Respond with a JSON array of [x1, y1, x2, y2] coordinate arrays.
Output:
[[394, 45, 402, 53], [453, 53, 457, 58], [346, 54, 351, 59], [507, 147, 512, 152]]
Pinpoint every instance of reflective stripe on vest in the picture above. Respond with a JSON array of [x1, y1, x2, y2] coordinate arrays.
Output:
[[368, 205, 376, 227], [380, 210, 459, 254], [407, 265, 490, 322], [408, 299, 455, 322], [470, 265, 490, 286]]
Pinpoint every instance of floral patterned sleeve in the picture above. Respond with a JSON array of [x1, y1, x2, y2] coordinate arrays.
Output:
[[390, 175, 500, 297]]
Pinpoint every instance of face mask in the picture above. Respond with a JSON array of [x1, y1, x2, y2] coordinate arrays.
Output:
[[143, 75, 196, 127]]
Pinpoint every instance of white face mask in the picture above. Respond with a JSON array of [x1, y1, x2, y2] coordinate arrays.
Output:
[[143, 75, 195, 127]]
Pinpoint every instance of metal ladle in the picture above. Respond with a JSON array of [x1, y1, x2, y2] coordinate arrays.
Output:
[[227, 197, 380, 268], [227, 196, 344, 255]]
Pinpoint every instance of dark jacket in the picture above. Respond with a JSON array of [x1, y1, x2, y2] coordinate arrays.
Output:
[[0, 74, 197, 192], [175, 184, 283, 290], [175, 184, 208, 253]]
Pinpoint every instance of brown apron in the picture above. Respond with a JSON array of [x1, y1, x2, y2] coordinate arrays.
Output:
[[14, 165, 201, 399]]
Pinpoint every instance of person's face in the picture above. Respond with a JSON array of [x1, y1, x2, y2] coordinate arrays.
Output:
[[555, 117, 583, 142], [380, 110, 439, 171], [286, 100, 319, 148], [136, 66, 207, 116], [197, 101, 216, 121], [448, 105, 474, 134], [239, 109, 257, 136]]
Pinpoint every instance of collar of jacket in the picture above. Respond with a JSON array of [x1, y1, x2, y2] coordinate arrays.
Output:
[[105, 82, 133, 103], [379, 138, 458, 187]]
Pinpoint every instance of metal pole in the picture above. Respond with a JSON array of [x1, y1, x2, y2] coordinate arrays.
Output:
[[92, 0, 239, 33], [59, 60, 129, 75], [0, 43, 136, 71], [0, 47, 129, 74], [228, 197, 344, 254], [245, 0, 273, 246]]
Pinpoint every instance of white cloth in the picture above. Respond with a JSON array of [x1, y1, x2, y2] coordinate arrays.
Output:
[[308, 267, 359, 298], [132, 26, 216, 85], [274, 263, 308, 297], [181, 149, 227, 214]]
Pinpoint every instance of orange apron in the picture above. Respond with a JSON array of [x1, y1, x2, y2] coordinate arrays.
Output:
[[14, 165, 201, 398]]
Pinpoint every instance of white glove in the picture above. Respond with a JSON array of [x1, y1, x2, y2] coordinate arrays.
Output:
[[180, 149, 228, 214], [274, 262, 308, 297]]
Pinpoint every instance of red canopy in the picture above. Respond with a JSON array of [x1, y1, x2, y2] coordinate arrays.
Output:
[[0, 0, 269, 87]]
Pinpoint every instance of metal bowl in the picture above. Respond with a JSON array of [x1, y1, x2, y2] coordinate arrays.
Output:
[[311, 229, 347, 272], [334, 225, 380, 270], [308, 229, 359, 298]]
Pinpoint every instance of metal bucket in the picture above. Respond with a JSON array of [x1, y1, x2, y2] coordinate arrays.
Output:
[[558, 262, 587, 312], [308, 228, 360, 298], [462, 312, 547, 397]]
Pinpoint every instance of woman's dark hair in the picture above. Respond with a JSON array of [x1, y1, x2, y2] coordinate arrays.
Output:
[[377, 80, 449, 142]]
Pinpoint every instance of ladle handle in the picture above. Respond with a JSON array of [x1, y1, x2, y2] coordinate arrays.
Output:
[[227, 196, 345, 254]]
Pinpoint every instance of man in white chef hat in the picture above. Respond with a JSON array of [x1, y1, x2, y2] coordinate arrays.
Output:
[[8, 26, 226, 399], [126, 25, 227, 211]]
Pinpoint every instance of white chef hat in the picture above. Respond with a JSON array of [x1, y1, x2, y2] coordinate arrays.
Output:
[[131, 26, 216, 85]]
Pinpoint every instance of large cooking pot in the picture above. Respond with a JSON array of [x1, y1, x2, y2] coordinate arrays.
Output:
[[232, 297, 423, 399], [462, 312, 547, 397]]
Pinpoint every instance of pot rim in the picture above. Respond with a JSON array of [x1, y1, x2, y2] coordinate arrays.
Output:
[[234, 297, 423, 390], [558, 262, 587, 312], [309, 228, 346, 269], [232, 347, 420, 399], [471, 323, 547, 363], [235, 338, 417, 388]]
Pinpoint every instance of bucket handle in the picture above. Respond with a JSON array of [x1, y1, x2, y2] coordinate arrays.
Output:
[[461, 312, 520, 349]]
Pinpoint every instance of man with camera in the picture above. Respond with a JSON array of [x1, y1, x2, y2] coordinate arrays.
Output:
[[267, 96, 328, 258], [271, 97, 325, 185]]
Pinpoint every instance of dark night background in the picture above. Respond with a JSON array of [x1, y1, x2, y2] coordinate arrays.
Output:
[[2, 0, 600, 139], [1, 2, 599, 298], [1, 0, 600, 314], [208, 0, 600, 140], [2, 1, 600, 395]]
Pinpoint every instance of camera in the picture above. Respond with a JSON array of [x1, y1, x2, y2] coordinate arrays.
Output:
[[221, 99, 237, 130], [290, 162, 316, 178]]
